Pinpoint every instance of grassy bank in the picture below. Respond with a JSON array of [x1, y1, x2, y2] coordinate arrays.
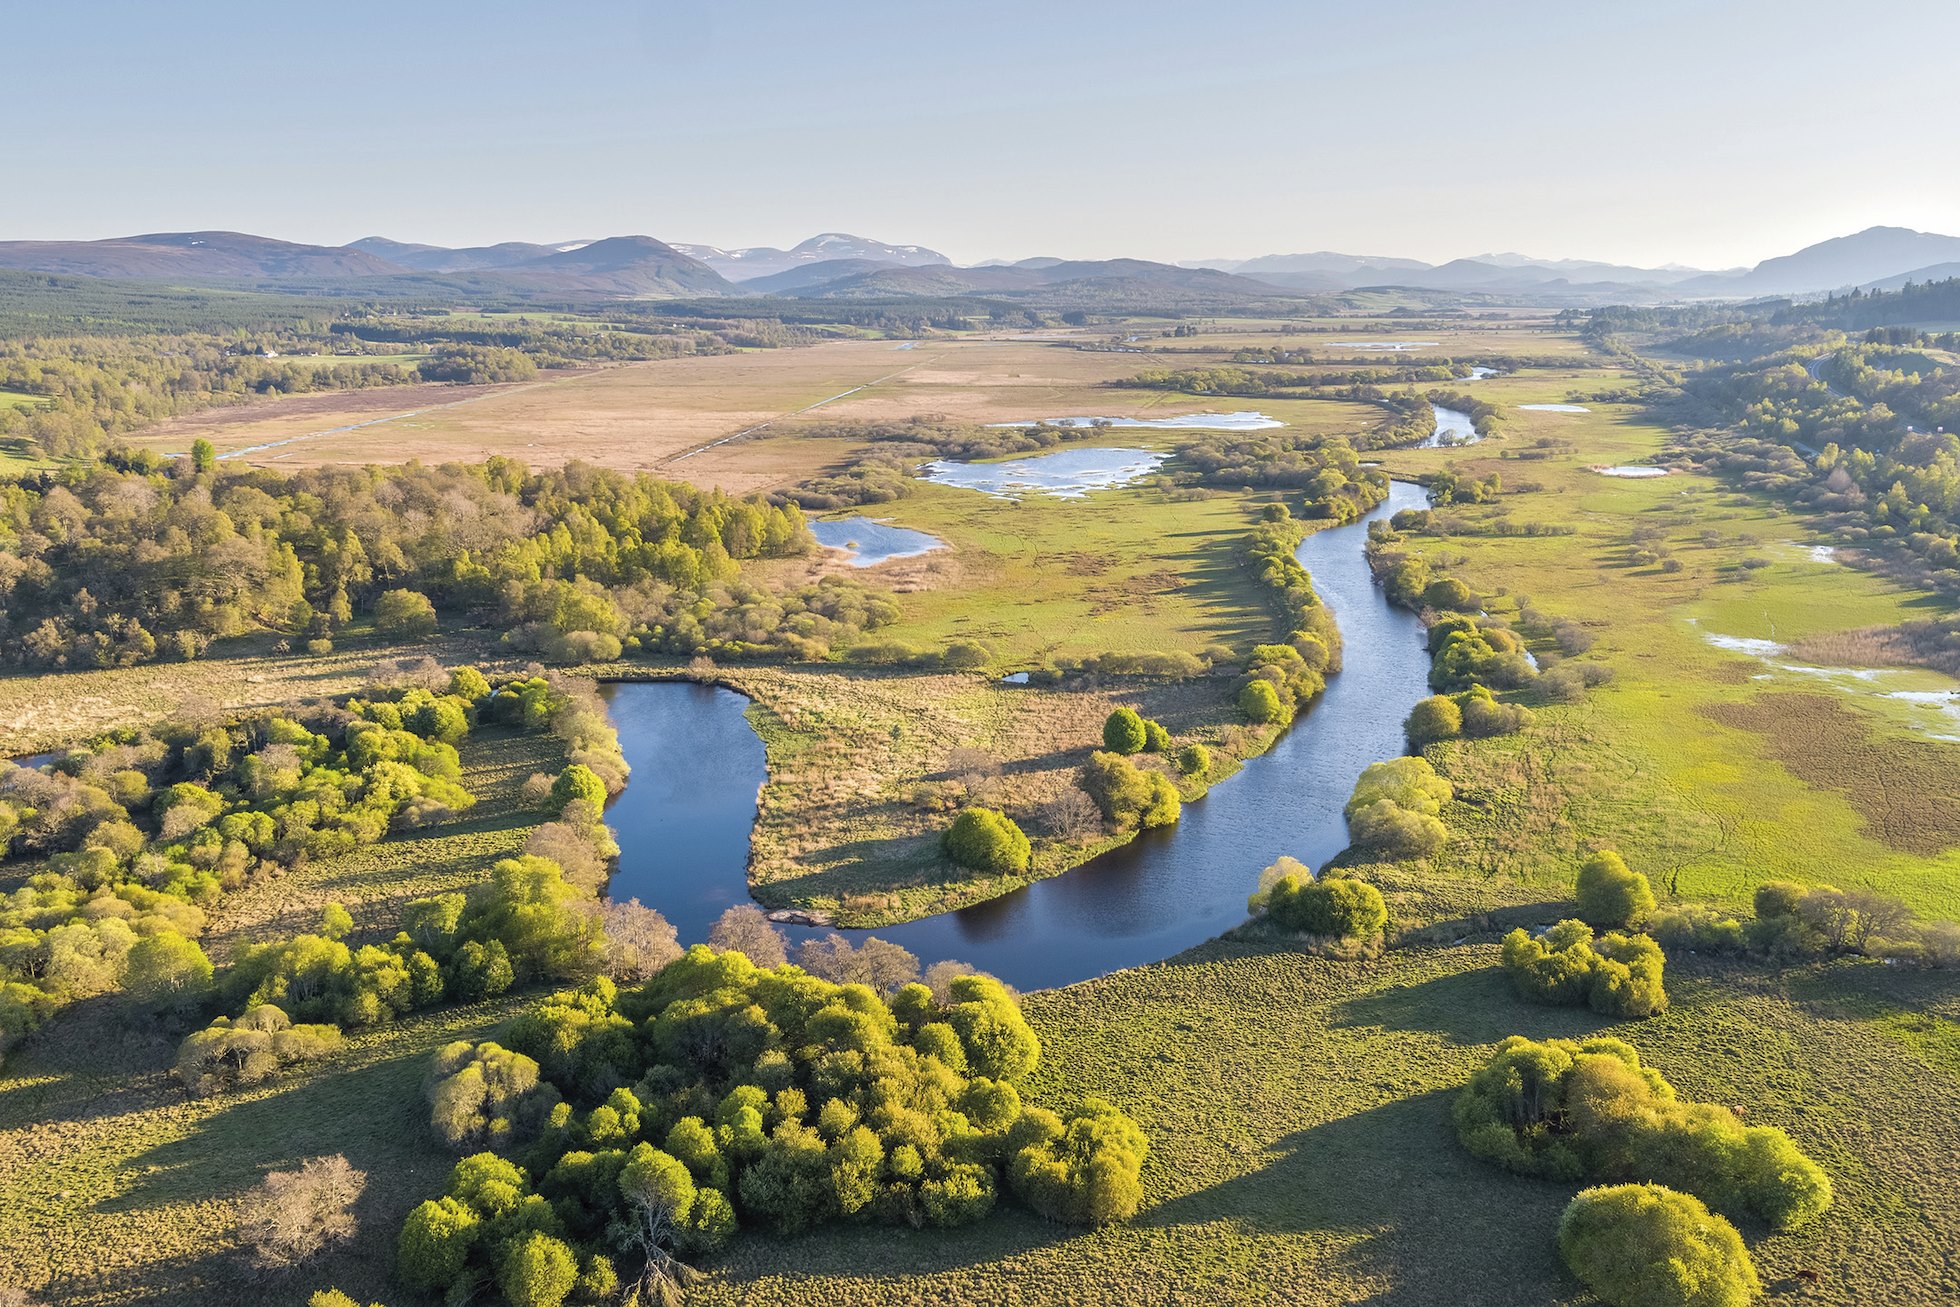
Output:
[[688, 939, 1960, 1306]]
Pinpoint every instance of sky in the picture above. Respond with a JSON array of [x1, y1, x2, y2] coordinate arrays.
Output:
[[8, 0, 1959, 270]]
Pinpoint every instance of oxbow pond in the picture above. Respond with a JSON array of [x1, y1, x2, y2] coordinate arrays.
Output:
[[600, 481, 1435, 990]]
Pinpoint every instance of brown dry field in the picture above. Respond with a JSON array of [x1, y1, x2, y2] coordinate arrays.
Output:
[[122, 337, 1217, 492]]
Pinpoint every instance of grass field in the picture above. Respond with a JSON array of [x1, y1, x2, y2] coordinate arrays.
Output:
[[0, 628, 510, 756], [1369, 370, 1960, 921], [114, 329, 1464, 492], [797, 476, 1281, 665], [688, 940, 1960, 1306]]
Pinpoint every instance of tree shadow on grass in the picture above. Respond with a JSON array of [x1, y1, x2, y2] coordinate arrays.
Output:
[[756, 831, 961, 906], [1332, 960, 1615, 1047], [1138, 1093, 1580, 1305]]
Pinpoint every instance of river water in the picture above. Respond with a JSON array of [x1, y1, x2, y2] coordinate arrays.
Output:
[[600, 480, 1434, 990]]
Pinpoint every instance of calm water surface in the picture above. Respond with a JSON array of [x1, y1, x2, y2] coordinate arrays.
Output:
[[920, 447, 1165, 500], [601, 481, 1434, 989], [808, 517, 947, 566]]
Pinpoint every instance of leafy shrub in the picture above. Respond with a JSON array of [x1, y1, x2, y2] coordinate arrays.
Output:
[[1501, 921, 1668, 1018], [1454, 1035, 1831, 1229], [1558, 1184, 1759, 1307], [374, 589, 438, 638], [1404, 694, 1463, 747], [1575, 850, 1657, 928], [1077, 752, 1180, 831], [1648, 905, 1745, 955], [1239, 680, 1285, 724], [1176, 743, 1210, 776], [550, 764, 608, 811], [174, 1005, 343, 1096], [1344, 756, 1451, 857], [1007, 1098, 1149, 1225], [943, 807, 1032, 875], [1248, 859, 1387, 943], [1102, 707, 1148, 754], [426, 1040, 564, 1152]]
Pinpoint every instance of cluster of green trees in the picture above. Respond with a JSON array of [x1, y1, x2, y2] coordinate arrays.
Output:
[[1077, 752, 1181, 832], [0, 455, 855, 670], [1343, 757, 1452, 858], [1684, 334, 1960, 590], [1404, 685, 1532, 746], [1246, 856, 1388, 950], [1500, 852, 1668, 1018], [0, 287, 784, 459], [416, 345, 539, 385], [398, 948, 1147, 1305], [1175, 435, 1389, 514], [1426, 616, 1539, 693], [1649, 879, 1960, 970], [0, 668, 510, 1061], [1454, 1035, 1832, 1230], [1501, 921, 1668, 1019], [0, 332, 412, 458]]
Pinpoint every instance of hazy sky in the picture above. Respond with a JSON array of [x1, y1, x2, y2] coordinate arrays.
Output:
[[9, 0, 1958, 268]]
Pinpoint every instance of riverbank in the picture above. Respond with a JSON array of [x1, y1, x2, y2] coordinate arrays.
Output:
[[584, 482, 1435, 983]]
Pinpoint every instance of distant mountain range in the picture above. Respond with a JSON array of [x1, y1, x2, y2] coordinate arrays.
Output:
[[1, 225, 1957, 306], [671, 233, 949, 282], [1186, 227, 1960, 299]]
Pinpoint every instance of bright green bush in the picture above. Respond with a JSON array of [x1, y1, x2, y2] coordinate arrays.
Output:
[[373, 589, 439, 638], [1404, 694, 1463, 746], [1558, 1184, 1760, 1307], [550, 764, 608, 810], [1238, 679, 1286, 725], [1141, 719, 1172, 753], [1576, 850, 1657, 928], [1077, 752, 1180, 831], [1454, 1035, 1831, 1230], [1176, 742, 1210, 776], [1501, 921, 1668, 1018], [1249, 863, 1387, 942], [1102, 707, 1148, 754], [1008, 1098, 1149, 1225], [943, 807, 1032, 875], [1344, 756, 1451, 857]]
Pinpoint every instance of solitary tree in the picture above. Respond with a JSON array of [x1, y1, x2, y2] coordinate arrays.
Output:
[[238, 1154, 367, 1270], [1575, 851, 1656, 928], [373, 589, 438, 639], [1102, 707, 1148, 754], [944, 807, 1032, 875]]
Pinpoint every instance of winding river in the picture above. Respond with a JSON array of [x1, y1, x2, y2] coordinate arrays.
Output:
[[600, 480, 1434, 990]]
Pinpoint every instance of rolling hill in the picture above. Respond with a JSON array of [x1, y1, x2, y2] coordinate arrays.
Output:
[[0, 231, 405, 280]]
